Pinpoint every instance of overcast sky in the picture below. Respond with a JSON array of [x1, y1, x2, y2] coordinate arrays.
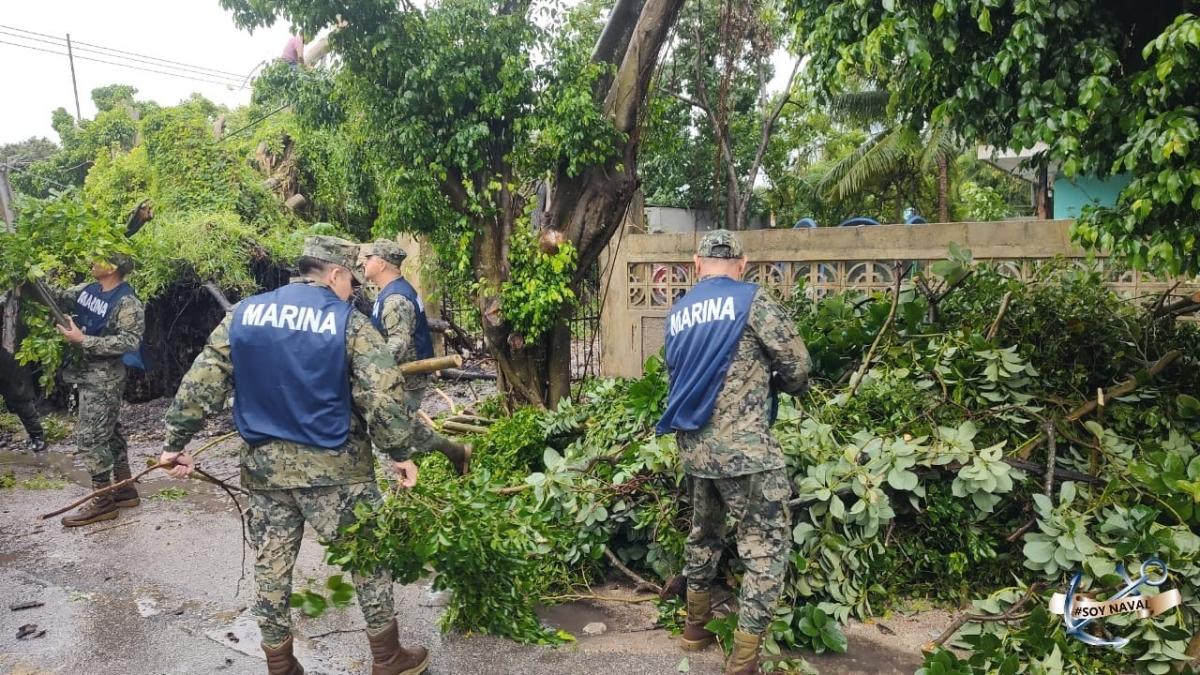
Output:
[[1, 1, 293, 146], [2, 1, 799, 149]]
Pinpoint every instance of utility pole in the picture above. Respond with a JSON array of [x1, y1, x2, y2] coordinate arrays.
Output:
[[0, 166, 19, 353], [66, 33, 82, 121]]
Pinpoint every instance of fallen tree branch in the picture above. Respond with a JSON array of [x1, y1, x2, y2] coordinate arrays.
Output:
[[203, 281, 233, 312], [985, 291, 1013, 341], [447, 414, 493, 426], [923, 583, 1044, 652], [41, 462, 172, 519], [540, 593, 658, 604], [492, 447, 629, 496], [1004, 519, 1037, 544], [604, 546, 662, 595], [1042, 421, 1057, 497], [432, 387, 458, 414], [442, 421, 489, 435], [83, 520, 140, 537], [1017, 349, 1182, 459], [846, 262, 907, 399], [1001, 458, 1105, 486], [1150, 282, 1183, 317], [400, 355, 463, 376], [436, 368, 497, 382], [191, 431, 239, 460], [42, 432, 240, 519]]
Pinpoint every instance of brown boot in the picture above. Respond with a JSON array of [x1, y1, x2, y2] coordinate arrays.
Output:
[[680, 589, 716, 651], [723, 630, 762, 675], [366, 619, 429, 675], [434, 438, 472, 476], [262, 635, 304, 675], [111, 460, 140, 509], [61, 480, 118, 528]]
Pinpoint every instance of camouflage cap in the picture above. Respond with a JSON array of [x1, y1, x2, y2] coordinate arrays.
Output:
[[302, 235, 364, 284], [696, 229, 745, 259], [360, 239, 408, 267], [106, 252, 136, 276]]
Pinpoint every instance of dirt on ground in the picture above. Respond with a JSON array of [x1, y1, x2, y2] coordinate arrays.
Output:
[[0, 392, 948, 674]]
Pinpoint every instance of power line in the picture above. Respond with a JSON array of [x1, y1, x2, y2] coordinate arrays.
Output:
[[0, 28, 245, 85], [0, 23, 246, 80], [220, 103, 291, 142], [0, 39, 247, 90]]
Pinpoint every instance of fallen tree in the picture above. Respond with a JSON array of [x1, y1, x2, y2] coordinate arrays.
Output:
[[317, 254, 1200, 673]]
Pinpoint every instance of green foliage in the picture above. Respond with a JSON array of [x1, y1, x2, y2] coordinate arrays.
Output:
[[0, 472, 68, 491], [957, 181, 1009, 221], [639, 0, 791, 227], [290, 574, 356, 618], [0, 190, 130, 386], [793, 1, 1200, 274], [148, 487, 189, 501], [774, 605, 847, 655], [91, 84, 138, 113], [499, 227, 577, 341]]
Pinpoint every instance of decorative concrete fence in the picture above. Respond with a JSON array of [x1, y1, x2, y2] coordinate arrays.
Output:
[[597, 220, 1199, 377]]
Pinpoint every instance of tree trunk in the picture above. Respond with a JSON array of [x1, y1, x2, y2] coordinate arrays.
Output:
[[936, 154, 950, 222], [470, 0, 684, 408]]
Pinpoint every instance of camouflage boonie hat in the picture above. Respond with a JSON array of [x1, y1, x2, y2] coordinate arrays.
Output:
[[302, 235, 364, 284], [360, 239, 408, 267], [696, 229, 745, 259]]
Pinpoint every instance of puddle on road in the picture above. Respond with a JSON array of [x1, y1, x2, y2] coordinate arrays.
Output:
[[535, 601, 616, 636]]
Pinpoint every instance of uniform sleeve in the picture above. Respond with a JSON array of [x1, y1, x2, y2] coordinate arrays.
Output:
[[163, 315, 235, 452], [748, 290, 811, 396], [47, 282, 88, 312], [380, 293, 416, 364], [346, 313, 415, 461], [80, 294, 144, 357]]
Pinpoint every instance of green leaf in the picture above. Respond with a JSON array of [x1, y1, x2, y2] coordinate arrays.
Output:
[[821, 626, 849, 653], [1024, 540, 1056, 564], [977, 8, 992, 34]]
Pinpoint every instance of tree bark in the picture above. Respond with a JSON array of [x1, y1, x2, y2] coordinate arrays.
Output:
[[936, 153, 950, 222], [482, 0, 683, 407]]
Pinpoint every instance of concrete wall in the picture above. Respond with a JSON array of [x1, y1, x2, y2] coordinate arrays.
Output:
[[598, 220, 1197, 377]]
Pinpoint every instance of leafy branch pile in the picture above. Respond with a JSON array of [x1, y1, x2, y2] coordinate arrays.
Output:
[[0, 87, 364, 390], [325, 250, 1200, 672]]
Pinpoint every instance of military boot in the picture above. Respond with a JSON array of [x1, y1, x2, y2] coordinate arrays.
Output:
[[61, 478, 118, 528], [723, 630, 762, 675], [433, 438, 472, 476], [111, 459, 141, 508], [681, 589, 717, 651], [262, 635, 305, 675], [366, 618, 429, 675]]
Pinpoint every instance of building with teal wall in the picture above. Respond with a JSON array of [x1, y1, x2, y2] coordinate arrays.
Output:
[[1053, 173, 1131, 219]]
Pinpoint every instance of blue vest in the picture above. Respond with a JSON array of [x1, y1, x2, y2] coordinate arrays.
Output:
[[371, 278, 434, 360], [229, 283, 353, 449], [656, 276, 757, 434], [74, 282, 146, 370]]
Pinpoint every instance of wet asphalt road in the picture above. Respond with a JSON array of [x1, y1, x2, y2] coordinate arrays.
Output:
[[0, 432, 928, 675]]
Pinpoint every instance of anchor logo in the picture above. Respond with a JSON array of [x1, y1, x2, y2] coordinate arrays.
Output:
[[1049, 558, 1182, 648]]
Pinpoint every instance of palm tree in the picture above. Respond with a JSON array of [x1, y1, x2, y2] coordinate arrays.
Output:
[[818, 90, 958, 222]]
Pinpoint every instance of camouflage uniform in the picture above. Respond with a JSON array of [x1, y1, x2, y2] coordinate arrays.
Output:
[[0, 346, 44, 442], [52, 282, 144, 478], [361, 240, 454, 461], [674, 230, 812, 636], [163, 237, 418, 648]]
